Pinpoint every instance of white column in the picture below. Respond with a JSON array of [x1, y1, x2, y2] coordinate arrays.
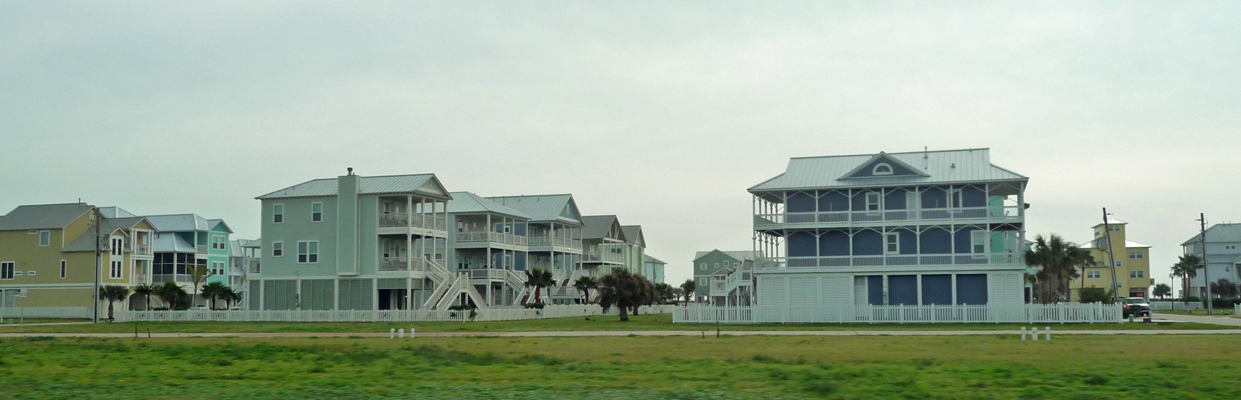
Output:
[[372, 277, 379, 311]]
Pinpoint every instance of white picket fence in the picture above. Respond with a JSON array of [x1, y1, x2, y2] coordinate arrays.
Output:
[[114, 304, 679, 323], [1235, 304, 1240, 316], [1150, 301, 1203, 311], [0, 306, 93, 319], [672, 303, 1123, 324]]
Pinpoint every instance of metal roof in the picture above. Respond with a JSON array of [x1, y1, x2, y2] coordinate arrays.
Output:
[[0, 203, 94, 231], [145, 214, 212, 232], [447, 192, 531, 219], [750, 148, 1027, 192], [693, 250, 764, 262], [205, 218, 234, 234], [152, 232, 198, 253], [256, 173, 450, 200], [1081, 240, 1151, 249], [582, 215, 624, 240], [643, 254, 666, 264], [486, 194, 583, 225], [621, 225, 644, 246], [1182, 223, 1241, 246], [98, 206, 136, 218]]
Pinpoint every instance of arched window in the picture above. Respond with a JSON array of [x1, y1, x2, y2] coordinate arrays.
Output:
[[873, 163, 894, 175]]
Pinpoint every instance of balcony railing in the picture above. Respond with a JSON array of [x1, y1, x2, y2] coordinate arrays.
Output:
[[755, 206, 1021, 227], [196, 245, 208, 254], [528, 236, 584, 250], [133, 273, 148, 285], [134, 244, 151, 256], [461, 268, 507, 280], [757, 253, 1021, 270], [247, 260, 261, 274], [582, 251, 625, 264], [456, 232, 528, 246], [379, 213, 448, 231], [152, 274, 190, 284]]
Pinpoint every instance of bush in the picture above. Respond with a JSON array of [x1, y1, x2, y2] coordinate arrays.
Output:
[[447, 304, 477, 320], [1078, 288, 1114, 304], [1206, 298, 1241, 309], [523, 303, 545, 309]]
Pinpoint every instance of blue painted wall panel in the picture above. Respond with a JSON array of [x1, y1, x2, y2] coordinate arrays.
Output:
[[867, 276, 884, 305], [920, 228, 952, 254], [820, 231, 850, 256], [956, 274, 988, 305], [788, 232, 817, 257], [921, 275, 952, 305], [889, 275, 918, 305], [898, 230, 918, 254], [818, 191, 850, 212], [787, 192, 816, 212], [852, 230, 882, 255], [884, 190, 907, 210], [922, 187, 948, 208], [954, 228, 977, 254], [963, 186, 986, 207]]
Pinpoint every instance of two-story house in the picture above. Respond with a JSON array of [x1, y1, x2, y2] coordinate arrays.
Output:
[[0, 203, 155, 315], [1074, 219, 1152, 300], [621, 225, 646, 275], [487, 194, 585, 305], [643, 255, 666, 284], [251, 170, 461, 311], [692, 250, 762, 304], [579, 216, 628, 279], [145, 214, 234, 306], [1181, 223, 1241, 298], [742, 149, 1029, 313], [445, 191, 530, 307]]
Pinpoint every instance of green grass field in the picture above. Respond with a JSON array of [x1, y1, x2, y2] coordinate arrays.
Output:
[[2, 334, 1240, 399], [0, 313, 1230, 334]]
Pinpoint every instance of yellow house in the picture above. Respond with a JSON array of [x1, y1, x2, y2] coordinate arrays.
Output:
[[0, 203, 155, 317], [1070, 219, 1153, 301]]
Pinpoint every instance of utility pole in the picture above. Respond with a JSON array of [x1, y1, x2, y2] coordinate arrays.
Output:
[[1199, 214, 1212, 316], [1101, 208, 1120, 304], [92, 206, 102, 324]]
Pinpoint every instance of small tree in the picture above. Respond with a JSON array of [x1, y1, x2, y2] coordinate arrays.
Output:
[[1172, 255, 1204, 299], [679, 279, 697, 305], [155, 281, 187, 310], [189, 264, 211, 308], [132, 283, 156, 311], [220, 287, 240, 309], [98, 285, 130, 321], [200, 282, 227, 310], [1211, 279, 1238, 298], [1153, 283, 1172, 300], [655, 283, 675, 304], [573, 276, 599, 303], [523, 268, 554, 305], [599, 269, 646, 321]]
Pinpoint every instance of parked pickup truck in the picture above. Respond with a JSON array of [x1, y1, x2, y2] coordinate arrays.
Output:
[[1122, 297, 1151, 318]]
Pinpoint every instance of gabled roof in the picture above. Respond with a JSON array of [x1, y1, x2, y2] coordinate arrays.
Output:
[[486, 194, 583, 225], [152, 232, 198, 253], [693, 249, 764, 262], [447, 192, 531, 219], [643, 254, 666, 264], [0, 203, 94, 231], [1182, 223, 1241, 246], [621, 225, 645, 247], [205, 219, 234, 234], [145, 214, 212, 232], [98, 206, 136, 218], [582, 215, 625, 241], [750, 148, 1026, 192], [60, 217, 153, 252], [256, 173, 451, 200], [838, 152, 931, 180]]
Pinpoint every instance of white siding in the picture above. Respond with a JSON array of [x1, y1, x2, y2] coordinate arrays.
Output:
[[759, 276, 785, 306], [789, 276, 817, 307], [990, 272, 1023, 306]]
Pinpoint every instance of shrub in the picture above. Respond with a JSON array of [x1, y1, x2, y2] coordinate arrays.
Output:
[[448, 304, 477, 320], [1078, 288, 1114, 304], [1206, 298, 1241, 309], [523, 303, 545, 309]]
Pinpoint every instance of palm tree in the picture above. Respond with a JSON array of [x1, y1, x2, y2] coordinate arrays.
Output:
[[1023, 234, 1090, 303], [189, 263, 211, 308], [1173, 255, 1204, 299], [680, 279, 697, 305], [630, 275, 655, 316], [598, 269, 645, 321], [655, 283, 675, 304], [220, 287, 240, 309], [1153, 283, 1172, 300], [98, 285, 130, 321], [573, 276, 599, 304], [155, 281, 187, 310], [523, 268, 554, 304], [200, 282, 227, 310], [132, 283, 156, 311]]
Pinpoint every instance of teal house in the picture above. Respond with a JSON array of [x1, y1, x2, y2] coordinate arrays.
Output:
[[251, 170, 456, 311], [145, 214, 234, 304], [487, 194, 585, 305]]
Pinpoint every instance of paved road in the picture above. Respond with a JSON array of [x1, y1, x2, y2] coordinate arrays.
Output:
[[1152, 312, 1241, 327], [1, 329, 1240, 339]]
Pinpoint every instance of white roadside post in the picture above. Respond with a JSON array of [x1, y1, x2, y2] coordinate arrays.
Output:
[[410, 328, 415, 339], [389, 328, 395, 339], [1021, 327, 1027, 341], [1045, 327, 1051, 341], [1032, 327, 1039, 341], [398, 328, 405, 338]]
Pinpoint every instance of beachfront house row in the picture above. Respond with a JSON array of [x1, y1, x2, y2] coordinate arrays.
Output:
[[1074, 220, 1152, 300], [1181, 223, 1241, 298], [251, 170, 458, 311], [0, 203, 155, 315], [487, 194, 585, 305], [144, 214, 234, 302], [738, 148, 1029, 310], [445, 191, 530, 307]]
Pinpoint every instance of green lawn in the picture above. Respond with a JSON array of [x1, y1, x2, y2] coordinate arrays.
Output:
[[0, 313, 1231, 334], [2, 334, 1240, 399]]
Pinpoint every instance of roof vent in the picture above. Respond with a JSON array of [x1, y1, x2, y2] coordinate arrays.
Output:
[[950, 163, 956, 168], [347, 167, 354, 176]]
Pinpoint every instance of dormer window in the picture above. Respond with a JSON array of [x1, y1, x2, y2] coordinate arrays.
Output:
[[873, 163, 893, 176]]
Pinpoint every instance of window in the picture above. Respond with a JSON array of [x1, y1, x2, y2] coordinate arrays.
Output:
[[272, 241, 283, 257], [866, 192, 881, 212], [111, 238, 124, 256], [39, 231, 50, 246], [1108, 225, 1121, 232], [273, 204, 284, 224], [60, 260, 67, 279], [1086, 270, 1101, 279], [1227, 245, 1237, 250], [971, 230, 988, 254], [298, 241, 319, 264], [109, 261, 122, 279], [1129, 250, 1144, 259], [714, 263, 719, 270], [1114, 261, 1123, 267], [873, 163, 893, 176], [311, 202, 323, 222], [951, 189, 963, 208], [885, 233, 900, 254], [1130, 270, 1145, 278]]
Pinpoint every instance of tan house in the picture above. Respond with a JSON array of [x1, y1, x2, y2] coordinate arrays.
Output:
[[0, 203, 155, 317], [1072, 219, 1152, 300]]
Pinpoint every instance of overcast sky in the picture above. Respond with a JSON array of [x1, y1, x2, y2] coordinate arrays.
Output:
[[2, 1, 1238, 290]]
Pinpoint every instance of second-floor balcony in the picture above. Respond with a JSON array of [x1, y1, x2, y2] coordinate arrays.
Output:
[[456, 231, 528, 246], [755, 206, 1021, 229], [528, 235, 583, 250], [460, 268, 508, 280], [379, 213, 448, 232], [583, 250, 625, 264], [134, 244, 152, 256], [247, 259, 261, 274], [756, 253, 1022, 271]]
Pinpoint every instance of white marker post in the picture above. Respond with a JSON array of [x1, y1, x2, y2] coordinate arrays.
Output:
[[410, 328, 415, 339], [1021, 327, 1027, 341], [1045, 326, 1051, 341], [398, 328, 405, 338], [389, 328, 395, 339], [1032, 327, 1039, 341]]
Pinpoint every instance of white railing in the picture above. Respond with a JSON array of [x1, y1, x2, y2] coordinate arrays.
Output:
[[760, 253, 1020, 270], [672, 303, 1122, 324], [381, 214, 448, 231], [755, 206, 1022, 227], [134, 244, 151, 255], [379, 213, 409, 227], [1150, 301, 1204, 311], [1, 306, 93, 319], [114, 304, 678, 323], [529, 236, 584, 250], [1236, 304, 1240, 315], [456, 232, 528, 246], [247, 260, 261, 274], [462, 268, 507, 280], [583, 251, 625, 264]]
